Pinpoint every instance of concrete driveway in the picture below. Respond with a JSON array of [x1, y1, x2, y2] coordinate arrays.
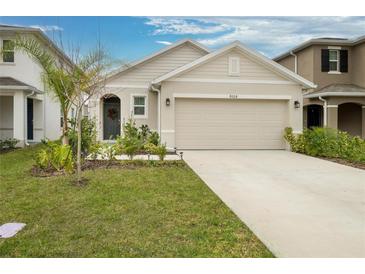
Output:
[[182, 150, 365, 257]]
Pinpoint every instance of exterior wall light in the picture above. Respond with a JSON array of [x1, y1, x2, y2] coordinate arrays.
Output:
[[294, 100, 300, 108], [166, 98, 171, 106]]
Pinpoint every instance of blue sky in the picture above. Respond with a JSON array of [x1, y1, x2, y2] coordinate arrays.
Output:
[[1, 16, 364, 63]]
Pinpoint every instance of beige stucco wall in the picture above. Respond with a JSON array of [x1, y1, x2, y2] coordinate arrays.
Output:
[[160, 81, 303, 148], [351, 42, 365, 88], [277, 46, 314, 83], [312, 45, 352, 90], [89, 87, 158, 140]]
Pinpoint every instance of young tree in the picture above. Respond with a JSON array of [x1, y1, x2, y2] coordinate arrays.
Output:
[[67, 48, 107, 183], [11, 37, 75, 145]]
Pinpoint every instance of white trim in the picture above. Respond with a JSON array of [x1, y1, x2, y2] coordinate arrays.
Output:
[[328, 46, 342, 50], [327, 105, 338, 108], [305, 92, 365, 98], [105, 84, 149, 89], [161, 129, 175, 133], [328, 49, 340, 72], [173, 93, 291, 100], [362, 106, 365, 108], [292, 130, 302, 134], [130, 93, 148, 119], [152, 41, 317, 89], [167, 78, 296, 85], [106, 39, 210, 80]]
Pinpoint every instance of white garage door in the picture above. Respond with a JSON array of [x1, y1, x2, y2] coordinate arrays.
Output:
[[175, 98, 289, 149]]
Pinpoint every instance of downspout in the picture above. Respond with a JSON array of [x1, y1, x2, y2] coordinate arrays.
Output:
[[151, 84, 161, 137], [290, 51, 298, 74], [24, 90, 36, 146], [318, 96, 327, 127]]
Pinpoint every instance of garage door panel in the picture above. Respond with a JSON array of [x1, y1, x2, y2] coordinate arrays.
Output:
[[175, 98, 288, 149]]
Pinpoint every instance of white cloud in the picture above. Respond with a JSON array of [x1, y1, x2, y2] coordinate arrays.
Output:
[[144, 17, 365, 57], [155, 40, 173, 45], [29, 25, 63, 32], [145, 18, 231, 35]]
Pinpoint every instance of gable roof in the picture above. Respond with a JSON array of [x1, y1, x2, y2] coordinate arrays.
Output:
[[152, 41, 317, 89], [273, 35, 365, 61], [106, 39, 210, 81], [0, 24, 73, 67]]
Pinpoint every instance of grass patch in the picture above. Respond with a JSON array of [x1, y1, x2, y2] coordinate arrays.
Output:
[[0, 145, 273, 257]]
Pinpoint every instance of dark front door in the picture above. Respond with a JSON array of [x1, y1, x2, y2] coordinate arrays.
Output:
[[307, 105, 323, 129], [27, 98, 34, 140], [103, 97, 121, 140]]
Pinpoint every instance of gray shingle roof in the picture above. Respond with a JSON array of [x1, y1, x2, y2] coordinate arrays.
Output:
[[304, 84, 365, 98], [0, 77, 42, 93]]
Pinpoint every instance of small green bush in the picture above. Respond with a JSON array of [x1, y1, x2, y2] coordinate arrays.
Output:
[[284, 127, 365, 163], [147, 131, 160, 146], [143, 142, 167, 161], [101, 143, 118, 161], [35, 141, 74, 173], [0, 138, 19, 150], [68, 117, 97, 158]]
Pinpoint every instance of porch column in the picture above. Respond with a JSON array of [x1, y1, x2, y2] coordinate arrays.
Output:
[[361, 105, 365, 139], [327, 105, 338, 130], [13, 91, 25, 147]]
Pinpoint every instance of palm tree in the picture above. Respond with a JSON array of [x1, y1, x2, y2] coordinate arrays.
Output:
[[11, 37, 75, 145]]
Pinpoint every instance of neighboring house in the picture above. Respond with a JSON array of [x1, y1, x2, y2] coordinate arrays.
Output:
[[89, 39, 315, 150], [0, 24, 73, 147], [274, 36, 365, 138]]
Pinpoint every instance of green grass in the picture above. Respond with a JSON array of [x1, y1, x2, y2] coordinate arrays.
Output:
[[0, 145, 273, 257]]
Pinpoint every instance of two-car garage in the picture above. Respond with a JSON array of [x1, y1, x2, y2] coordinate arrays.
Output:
[[153, 41, 316, 150], [175, 98, 289, 149]]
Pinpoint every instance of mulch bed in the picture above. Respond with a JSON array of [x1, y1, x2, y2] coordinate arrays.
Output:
[[31, 159, 185, 177], [317, 157, 365, 170]]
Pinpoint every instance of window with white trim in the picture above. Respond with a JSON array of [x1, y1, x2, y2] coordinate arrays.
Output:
[[2, 39, 14, 63], [132, 96, 147, 117], [228, 57, 240, 76], [329, 49, 339, 72]]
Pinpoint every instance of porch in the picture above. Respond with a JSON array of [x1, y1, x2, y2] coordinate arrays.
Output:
[[304, 84, 365, 138], [0, 77, 44, 147]]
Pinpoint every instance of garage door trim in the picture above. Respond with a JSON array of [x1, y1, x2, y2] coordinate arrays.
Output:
[[173, 93, 292, 100]]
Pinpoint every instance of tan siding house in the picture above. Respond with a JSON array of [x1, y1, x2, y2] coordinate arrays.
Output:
[[275, 36, 365, 138], [90, 39, 315, 149]]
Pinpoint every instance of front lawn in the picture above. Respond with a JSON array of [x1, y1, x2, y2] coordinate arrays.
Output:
[[0, 145, 273, 257]]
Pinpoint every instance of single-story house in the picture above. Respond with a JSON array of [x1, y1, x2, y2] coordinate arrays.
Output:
[[88, 39, 316, 150]]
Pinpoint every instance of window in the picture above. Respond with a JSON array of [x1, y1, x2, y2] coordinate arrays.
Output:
[[132, 95, 147, 118], [2, 40, 14, 63], [329, 50, 339, 72], [228, 57, 240, 76]]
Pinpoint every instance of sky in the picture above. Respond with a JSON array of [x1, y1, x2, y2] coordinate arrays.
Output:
[[1, 16, 364, 63]]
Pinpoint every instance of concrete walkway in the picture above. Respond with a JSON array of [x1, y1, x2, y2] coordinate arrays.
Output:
[[182, 150, 365, 257]]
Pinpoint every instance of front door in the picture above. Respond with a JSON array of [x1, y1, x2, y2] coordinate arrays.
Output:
[[27, 98, 34, 140], [307, 105, 323, 129], [103, 97, 121, 140]]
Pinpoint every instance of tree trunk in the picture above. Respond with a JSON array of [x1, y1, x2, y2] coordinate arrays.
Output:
[[76, 106, 82, 182], [62, 110, 69, 145]]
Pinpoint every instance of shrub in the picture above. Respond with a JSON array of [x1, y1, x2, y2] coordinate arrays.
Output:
[[143, 142, 167, 161], [68, 117, 97, 158], [284, 127, 365, 163], [0, 138, 19, 150], [35, 142, 74, 173], [89, 142, 102, 160], [155, 143, 167, 161], [147, 131, 160, 146], [101, 143, 118, 161]]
